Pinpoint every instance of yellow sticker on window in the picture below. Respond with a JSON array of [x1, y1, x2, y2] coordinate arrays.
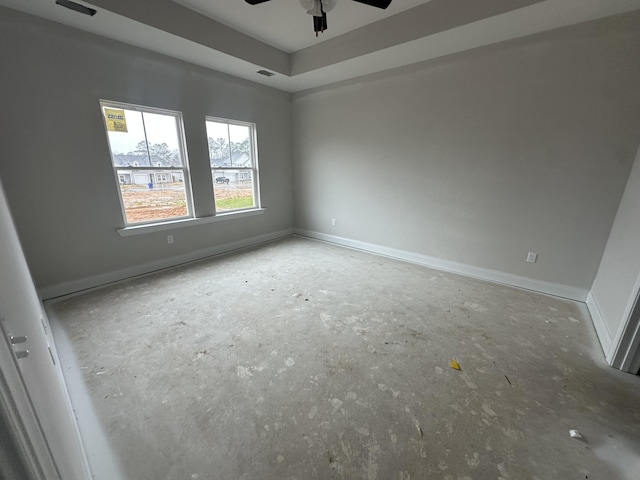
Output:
[[104, 108, 128, 132]]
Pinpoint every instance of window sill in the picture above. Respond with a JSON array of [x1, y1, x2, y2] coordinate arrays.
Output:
[[117, 208, 265, 237]]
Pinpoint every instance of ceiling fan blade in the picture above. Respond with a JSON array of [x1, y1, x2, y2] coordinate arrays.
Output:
[[245, 0, 272, 5], [351, 0, 392, 9]]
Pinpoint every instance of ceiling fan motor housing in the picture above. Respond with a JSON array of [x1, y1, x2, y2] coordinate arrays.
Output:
[[246, 0, 392, 35], [299, 0, 336, 17]]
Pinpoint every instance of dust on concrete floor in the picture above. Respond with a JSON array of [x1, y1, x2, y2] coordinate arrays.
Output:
[[47, 236, 640, 480]]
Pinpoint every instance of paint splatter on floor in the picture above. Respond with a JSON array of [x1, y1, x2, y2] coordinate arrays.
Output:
[[48, 237, 640, 480]]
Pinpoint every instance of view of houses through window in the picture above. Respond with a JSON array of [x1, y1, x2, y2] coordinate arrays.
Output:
[[101, 101, 191, 225], [101, 103, 259, 226], [206, 118, 258, 212]]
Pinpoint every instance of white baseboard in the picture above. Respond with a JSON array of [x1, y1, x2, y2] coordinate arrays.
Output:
[[294, 229, 589, 302], [585, 291, 613, 359], [42, 226, 590, 304], [39, 228, 294, 300]]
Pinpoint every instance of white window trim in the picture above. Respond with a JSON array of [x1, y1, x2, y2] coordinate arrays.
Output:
[[206, 116, 261, 214], [100, 100, 195, 227], [116, 208, 266, 237]]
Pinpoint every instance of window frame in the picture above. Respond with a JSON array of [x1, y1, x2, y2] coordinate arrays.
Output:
[[206, 116, 261, 214], [100, 100, 195, 227]]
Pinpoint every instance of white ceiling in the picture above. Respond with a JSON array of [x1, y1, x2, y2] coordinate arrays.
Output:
[[2, 0, 640, 93], [172, 0, 431, 52]]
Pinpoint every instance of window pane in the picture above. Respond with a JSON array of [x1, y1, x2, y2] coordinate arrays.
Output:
[[104, 107, 184, 168], [205, 121, 231, 167], [105, 108, 145, 166], [117, 169, 188, 223], [212, 169, 255, 212], [102, 101, 192, 225], [142, 112, 184, 168], [229, 124, 252, 167]]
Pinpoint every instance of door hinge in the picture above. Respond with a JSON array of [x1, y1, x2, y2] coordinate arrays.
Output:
[[1, 318, 30, 361]]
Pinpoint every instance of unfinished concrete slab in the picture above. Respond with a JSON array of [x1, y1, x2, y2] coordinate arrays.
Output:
[[47, 236, 640, 480]]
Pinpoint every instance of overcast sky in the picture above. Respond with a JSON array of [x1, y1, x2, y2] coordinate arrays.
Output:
[[104, 107, 250, 156], [105, 108, 181, 155]]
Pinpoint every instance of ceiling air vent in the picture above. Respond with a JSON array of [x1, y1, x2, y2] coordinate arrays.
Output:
[[256, 70, 275, 77], [55, 0, 97, 16]]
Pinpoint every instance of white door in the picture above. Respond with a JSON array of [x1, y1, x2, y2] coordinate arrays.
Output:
[[0, 180, 90, 479]]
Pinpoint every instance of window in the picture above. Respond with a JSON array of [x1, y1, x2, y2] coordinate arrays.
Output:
[[205, 118, 259, 212], [100, 101, 193, 225], [101, 102, 262, 234]]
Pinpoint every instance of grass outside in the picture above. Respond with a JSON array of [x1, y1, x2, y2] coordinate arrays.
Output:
[[214, 180, 254, 212], [215, 196, 254, 211]]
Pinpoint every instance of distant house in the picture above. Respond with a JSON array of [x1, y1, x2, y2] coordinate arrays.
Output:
[[113, 154, 183, 186], [210, 152, 251, 183]]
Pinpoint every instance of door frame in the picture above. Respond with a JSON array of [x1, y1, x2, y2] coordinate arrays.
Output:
[[609, 272, 640, 374], [0, 317, 61, 480], [0, 177, 91, 479]]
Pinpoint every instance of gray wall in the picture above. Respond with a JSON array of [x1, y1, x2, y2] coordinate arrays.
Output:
[[2, 6, 640, 299], [0, 8, 293, 294], [292, 14, 640, 291], [591, 144, 640, 342]]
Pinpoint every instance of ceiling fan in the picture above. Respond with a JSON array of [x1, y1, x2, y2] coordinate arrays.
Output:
[[245, 0, 393, 36]]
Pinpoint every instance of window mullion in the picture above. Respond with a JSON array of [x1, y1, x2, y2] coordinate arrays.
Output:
[[227, 123, 232, 166], [140, 113, 152, 162]]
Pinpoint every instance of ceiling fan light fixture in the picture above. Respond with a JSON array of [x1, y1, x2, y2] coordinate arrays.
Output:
[[305, 0, 323, 17], [298, 0, 315, 12], [299, 0, 335, 16], [322, 0, 337, 12], [299, 0, 328, 35]]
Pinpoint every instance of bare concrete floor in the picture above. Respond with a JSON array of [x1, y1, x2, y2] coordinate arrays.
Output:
[[47, 236, 640, 480]]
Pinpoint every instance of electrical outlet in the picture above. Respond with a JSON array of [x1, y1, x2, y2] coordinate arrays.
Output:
[[526, 252, 538, 263], [331, 218, 336, 226], [167, 235, 174, 244]]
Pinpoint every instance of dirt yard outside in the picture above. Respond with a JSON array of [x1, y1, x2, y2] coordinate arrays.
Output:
[[121, 183, 254, 223]]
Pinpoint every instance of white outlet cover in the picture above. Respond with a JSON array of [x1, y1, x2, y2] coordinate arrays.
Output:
[[527, 252, 538, 263]]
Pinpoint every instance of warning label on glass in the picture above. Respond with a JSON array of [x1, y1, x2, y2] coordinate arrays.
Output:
[[104, 108, 128, 132]]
